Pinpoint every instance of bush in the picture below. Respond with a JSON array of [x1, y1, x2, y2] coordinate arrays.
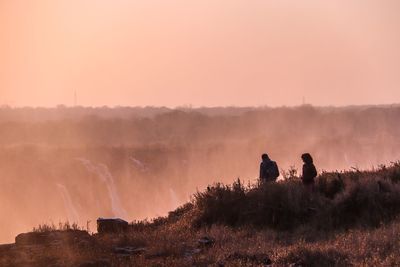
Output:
[[323, 178, 400, 229], [316, 172, 345, 199], [193, 179, 247, 227], [192, 163, 400, 231], [193, 179, 328, 230]]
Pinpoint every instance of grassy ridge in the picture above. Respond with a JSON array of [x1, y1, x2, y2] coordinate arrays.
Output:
[[191, 162, 400, 230]]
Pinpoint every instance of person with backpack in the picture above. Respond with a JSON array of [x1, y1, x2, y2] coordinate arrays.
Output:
[[301, 153, 317, 192], [259, 153, 280, 183]]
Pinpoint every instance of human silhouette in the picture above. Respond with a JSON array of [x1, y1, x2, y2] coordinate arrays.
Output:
[[259, 153, 279, 183], [301, 153, 317, 191]]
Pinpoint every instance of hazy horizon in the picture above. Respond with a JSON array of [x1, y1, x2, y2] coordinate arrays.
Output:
[[1, 103, 400, 110], [2, 0, 400, 107]]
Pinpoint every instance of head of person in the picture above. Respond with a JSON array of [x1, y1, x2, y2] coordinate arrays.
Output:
[[261, 153, 270, 161], [301, 153, 313, 164]]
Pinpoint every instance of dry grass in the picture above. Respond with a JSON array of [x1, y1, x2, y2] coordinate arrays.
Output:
[[90, 219, 400, 266], [33, 221, 84, 232], [192, 163, 400, 231]]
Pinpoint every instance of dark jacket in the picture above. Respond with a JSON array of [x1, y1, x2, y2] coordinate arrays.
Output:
[[260, 160, 279, 182], [302, 163, 317, 185]]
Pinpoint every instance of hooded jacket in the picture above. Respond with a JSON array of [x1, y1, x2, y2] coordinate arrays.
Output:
[[260, 159, 279, 182], [301, 154, 317, 184]]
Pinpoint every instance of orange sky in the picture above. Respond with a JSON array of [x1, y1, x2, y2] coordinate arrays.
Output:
[[1, 0, 399, 107]]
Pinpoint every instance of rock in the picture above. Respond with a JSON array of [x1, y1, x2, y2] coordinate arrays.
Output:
[[97, 218, 128, 234], [79, 260, 111, 267], [198, 236, 215, 247], [113, 247, 146, 255], [0, 244, 15, 254], [263, 257, 273, 266], [226, 252, 272, 266], [15, 232, 48, 245], [183, 248, 202, 258], [289, 262, 303, 267], [15, 230, 92, 246], [145, 252, 163, 259]]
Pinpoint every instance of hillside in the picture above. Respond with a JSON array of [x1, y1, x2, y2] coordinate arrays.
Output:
[[1, 163, 400, 266]]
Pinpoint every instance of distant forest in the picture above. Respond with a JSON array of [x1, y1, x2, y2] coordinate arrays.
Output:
[[0, 105, 399, 169]]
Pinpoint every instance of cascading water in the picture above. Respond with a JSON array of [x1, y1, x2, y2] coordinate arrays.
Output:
[[77, 158, 128, 219], [129, 157, 147, 172], [56, 183, 80, 223]]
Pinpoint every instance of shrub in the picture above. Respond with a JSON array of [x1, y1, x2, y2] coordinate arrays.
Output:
[[193, 179, 327, 230], [316, 172, 345, 199], [193, 179, 247, 227], [192, 163, 400, 231], [322, 178, 400, 229]]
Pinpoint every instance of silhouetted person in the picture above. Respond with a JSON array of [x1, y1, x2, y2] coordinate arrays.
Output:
[[259, 153, 279, 183], [301, 153, 317, 191]]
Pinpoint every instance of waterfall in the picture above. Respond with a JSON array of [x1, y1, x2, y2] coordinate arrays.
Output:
[[129, 157, 147, 172], [56, 183, 80, 223], [77, 158, 128, 219]]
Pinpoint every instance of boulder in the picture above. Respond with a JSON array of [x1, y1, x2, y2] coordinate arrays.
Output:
[[198, 236, 215, 247], [15, 230, 92, 246], [97, 218, 128, 234], [79, 260, 111, 267], [226, 252, 272, 266], [113, 246, 146, 255]]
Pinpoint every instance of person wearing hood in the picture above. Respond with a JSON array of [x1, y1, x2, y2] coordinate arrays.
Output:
[[301, 153, 317, 191], [259, 153, 280, 183]]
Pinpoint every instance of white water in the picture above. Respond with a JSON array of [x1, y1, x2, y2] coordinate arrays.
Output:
[[77, 158, 128, 219], [129, 157, 147, 172], [56, 183, 80, 223]]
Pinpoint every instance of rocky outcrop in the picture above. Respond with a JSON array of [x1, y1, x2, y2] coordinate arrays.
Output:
[[15, 230, 92, 246], [97, 218, 128, 234]]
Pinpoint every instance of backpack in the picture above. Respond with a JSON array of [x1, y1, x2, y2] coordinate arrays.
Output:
[[261, 161, 280, 181], [269, 161, 280, 181]]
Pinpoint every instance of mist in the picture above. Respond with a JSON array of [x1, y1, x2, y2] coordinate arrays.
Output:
[[0, 105, 399, 243]]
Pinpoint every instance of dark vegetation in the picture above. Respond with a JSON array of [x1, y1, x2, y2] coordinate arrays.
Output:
[[192, 162, 400, 231]]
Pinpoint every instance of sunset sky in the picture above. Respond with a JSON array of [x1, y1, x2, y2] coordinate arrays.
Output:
[[1, 0, 399, 107]]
